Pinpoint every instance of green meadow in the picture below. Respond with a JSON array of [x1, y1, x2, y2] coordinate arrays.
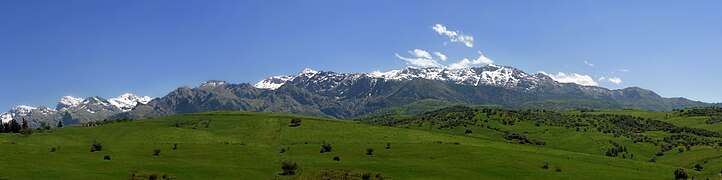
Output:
[[0, 110, 719, 179]]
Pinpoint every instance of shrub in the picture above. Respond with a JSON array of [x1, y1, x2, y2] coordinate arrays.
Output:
[[153, 149, 161, 156], [90, 141, 103, 152], [649, 156, 657, 163], [104, 155, 111, 160], [554, 166, 562, 172], [674, 167, 688, 180], [366, 148, 374, 155], [465, 129, 472, 134], [50, 146, 58, 152], [173, 143, 178, 150], [281, 161, 298, 175], [541, 162, 549, 169], [333, 156, 340, 161], [289, 118, 302, 127], [19, 128, 32, 136], [694, 164, 703, 171], [362, 173, 371, 180], [386, 143, 391, 149], [280, 148, 286, 153], [321, 142, 332, 153]]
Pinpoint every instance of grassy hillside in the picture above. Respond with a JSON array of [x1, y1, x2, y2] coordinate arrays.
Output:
[[0, 111, 715, 179]]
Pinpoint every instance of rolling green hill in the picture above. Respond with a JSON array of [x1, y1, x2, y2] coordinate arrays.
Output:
[[0, 110, 718, 179]]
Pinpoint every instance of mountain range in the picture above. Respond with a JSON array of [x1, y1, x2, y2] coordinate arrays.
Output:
[[1, 93, 151, 128], [3, 65, 719, 128]]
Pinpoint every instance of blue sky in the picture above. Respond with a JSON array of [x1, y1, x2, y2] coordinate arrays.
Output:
[[1, 0, 721, 110]]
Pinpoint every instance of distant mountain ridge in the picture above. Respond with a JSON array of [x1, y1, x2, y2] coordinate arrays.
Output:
[[123, 65, 718, 120], [4, 65, 719, 128], [1, 93, 152, 128]]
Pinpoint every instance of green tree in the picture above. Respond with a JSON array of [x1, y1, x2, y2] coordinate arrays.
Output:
[[674, 167, 688, 180], [21, 118, 29, 129], [281, 161, 298, 175], [10, 119, 20, 133]]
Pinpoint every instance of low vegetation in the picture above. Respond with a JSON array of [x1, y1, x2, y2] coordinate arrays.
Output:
[[0, 108, 721, 179]]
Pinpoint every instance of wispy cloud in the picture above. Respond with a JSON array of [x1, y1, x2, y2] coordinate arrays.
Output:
[[434, 52, 447, 61], [448, 52, 494, 70], [599, 76, 623, 84], [541, 72, 598, 86], [619, 68, 629, 72], [432, 24, 474, 48], [395, 49, 443, 68], [396, 49, 494, 69], [584, 60, 595, 67]]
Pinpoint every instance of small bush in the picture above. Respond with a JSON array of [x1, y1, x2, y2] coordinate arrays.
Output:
[[541, 162, 549, 169], [674, 167, 688, 180], [333, 156, 340, 161], [362, 173, 371, 180], [173, 143, 178, 150], [465, 129, 472, 134], [386, 143, 391, 149], [104, 155, 111, 160], [321, 142, 332, 153], [366, 148, 374, 155], [694, 164, 703, 171], [90, 141, 103, 152], [50, 146, 58, 152], [281, 161, 298, 175], [280, 148, 286, 153], [153, 149, 161, 156], [289, 118, 302, 127]]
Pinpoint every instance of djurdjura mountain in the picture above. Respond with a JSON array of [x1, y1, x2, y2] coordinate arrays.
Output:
[[3, 65, 720, 127]]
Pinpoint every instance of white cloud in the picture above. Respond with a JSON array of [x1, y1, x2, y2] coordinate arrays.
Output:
[[619, 68, 629, 72], [541, 72, 598, 86], [447, 53, 494, 70], [411, 49, 433, 59], [432, 24, 474, 48], [434, 52, 447, 61], [584, 60, 595, 67], [599, 76, 623, 84], [395, 49, 443, 68]]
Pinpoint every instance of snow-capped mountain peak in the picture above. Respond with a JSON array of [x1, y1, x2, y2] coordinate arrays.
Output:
[[201, 80, 227, 87], [299, 68, 319, 77], [108, 93, 153, 112], [254, 65, 545, 93], [58, 96, 84, 110], [1, 105, 56, 123], [254, 75, 295, 90]]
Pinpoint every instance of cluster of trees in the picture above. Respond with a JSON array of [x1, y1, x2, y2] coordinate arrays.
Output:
[[375, 106, 722, 158], [0, 118, 38, 135], [504, 132, 545, 145], [676, 107, 722, 117], [82, 118, 134, 127], [706, 116, 722, 124], [605, 140, 630, 158], [169, 117, 210, 129]]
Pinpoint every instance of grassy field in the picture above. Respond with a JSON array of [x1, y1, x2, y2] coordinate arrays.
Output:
[[0, 111, 718, 179]]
